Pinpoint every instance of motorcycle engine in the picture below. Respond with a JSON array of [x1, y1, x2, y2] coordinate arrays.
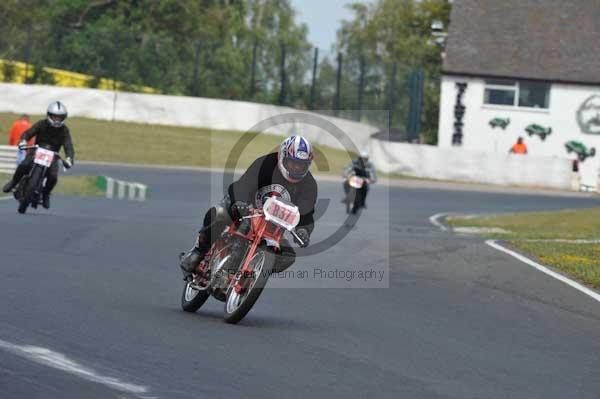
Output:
[[209, 238, 246, 302], [209, 255, 231, 302]]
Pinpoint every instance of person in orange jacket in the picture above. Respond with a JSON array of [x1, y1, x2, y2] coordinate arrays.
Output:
[[8, 114, 33, 164], [510, 137, 528, 155]]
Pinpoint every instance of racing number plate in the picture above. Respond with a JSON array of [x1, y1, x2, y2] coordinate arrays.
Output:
[[34, 148, 55, 167], [263, 197, 300, 231], [349, 175, 364, 188]]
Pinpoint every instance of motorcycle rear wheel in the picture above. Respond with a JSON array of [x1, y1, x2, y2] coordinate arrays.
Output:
[[223, 245, 275, 324]]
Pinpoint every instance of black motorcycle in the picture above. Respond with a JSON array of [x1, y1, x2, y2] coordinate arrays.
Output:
[[344, 174, 370, 214], [13, 145, 68, 214]]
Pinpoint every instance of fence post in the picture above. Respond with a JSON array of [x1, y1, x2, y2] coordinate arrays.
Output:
[[415, 68, 424, 139], [278, 43, 287, 106], [309, 47, 319, 110], [110, 31, 121, 121], [248, 40, 258, 99], [334, 52, 343, 115], [388, 62, 397, 132], [356, 55, 366, 121], [407, 68, 424, 142], [23, 22, 33, 83], [192, 41, 202, 96]]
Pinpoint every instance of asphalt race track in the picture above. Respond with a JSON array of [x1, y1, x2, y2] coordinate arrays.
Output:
[[1, 164, 599, 399]]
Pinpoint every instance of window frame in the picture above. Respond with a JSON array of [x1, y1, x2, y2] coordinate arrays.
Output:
[[483, 79, 550, 110]]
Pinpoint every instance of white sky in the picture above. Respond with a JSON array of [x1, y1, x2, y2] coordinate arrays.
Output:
[[292, 0, 359, 51]]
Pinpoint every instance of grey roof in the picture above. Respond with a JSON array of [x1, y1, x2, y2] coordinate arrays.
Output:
[[443, 0, 600, 85]]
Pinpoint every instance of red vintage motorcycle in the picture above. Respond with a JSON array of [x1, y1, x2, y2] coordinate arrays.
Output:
[[180, 196, 303, 324]]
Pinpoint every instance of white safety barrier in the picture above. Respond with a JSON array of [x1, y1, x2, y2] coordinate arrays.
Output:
[[370, 138, 575, 190], [97, 176, 147, 201], [0, 145, 17, 174], [0, 83, 378, 152]]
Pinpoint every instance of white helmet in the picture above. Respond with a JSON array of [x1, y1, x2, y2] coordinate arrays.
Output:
[[359, 150, 369, 162], [47, 101, 68, 128]]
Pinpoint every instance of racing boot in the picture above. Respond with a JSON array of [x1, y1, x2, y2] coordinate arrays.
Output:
[[2, 179, 16, 193], [42, 192, 51, 209], [179, 234, 210, 278]]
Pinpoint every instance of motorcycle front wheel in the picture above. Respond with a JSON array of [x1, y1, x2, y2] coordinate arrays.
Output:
[[346, 187, 356, 214], [17, 168, 43, 214], [352, 187, 366, 214], [181, 279, 210, 312], [223, 245, 275, 324]]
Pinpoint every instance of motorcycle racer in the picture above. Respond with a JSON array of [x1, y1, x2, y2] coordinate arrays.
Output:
[[2, 101, 74, 209], [180, 135, 318, 277], [342, 151, 376, 205]]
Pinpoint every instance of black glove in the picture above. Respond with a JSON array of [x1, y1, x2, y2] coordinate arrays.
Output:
[[294, 227, 310, 248], [230, 201, 250, 220]]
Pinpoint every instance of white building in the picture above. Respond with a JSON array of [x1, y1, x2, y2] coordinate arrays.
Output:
[[438, 0, 600, 166]]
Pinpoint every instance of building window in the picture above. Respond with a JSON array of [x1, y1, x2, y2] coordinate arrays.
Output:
[[518, 81, 550, 108], [484, 79, 516, 106], [484, 79, 550, 109]]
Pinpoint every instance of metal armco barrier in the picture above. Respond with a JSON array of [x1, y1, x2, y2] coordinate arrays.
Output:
[[0, 145, 17, 174]]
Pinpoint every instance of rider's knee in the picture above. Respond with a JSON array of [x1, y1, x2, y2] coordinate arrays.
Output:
[[272, 243, 296, 273], [212, 204, 231, 224]]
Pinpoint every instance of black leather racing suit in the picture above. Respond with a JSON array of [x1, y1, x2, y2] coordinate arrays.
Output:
[[342, 158, 377, 202], [9, 119, 75, 195], [193, 152, 318, 273]]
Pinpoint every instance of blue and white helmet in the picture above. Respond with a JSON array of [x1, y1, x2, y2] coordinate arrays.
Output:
[[278, 135, 314, 183]]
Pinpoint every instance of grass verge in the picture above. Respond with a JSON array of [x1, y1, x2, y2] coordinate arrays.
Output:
[[0, 112, 354, 175], [54, 175, 104, 197], [447, 209, 600, 288], [514, 241, 600, 288], [0, 173, 103, 197], [447, 208, 600, 240]]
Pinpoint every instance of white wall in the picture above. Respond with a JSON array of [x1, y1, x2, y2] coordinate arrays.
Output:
[[370, 138, 573, 190], [438, 75, 600, 187], [0, 83, 378, 153]]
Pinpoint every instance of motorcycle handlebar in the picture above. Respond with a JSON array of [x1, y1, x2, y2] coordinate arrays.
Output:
[[20, 144, 63, 158], [346, 174, 373, 184], [290, 230, 305, 247], [240, 213, 262, 220], [240, 209, 305, 246], [20, 145, 71, 169]]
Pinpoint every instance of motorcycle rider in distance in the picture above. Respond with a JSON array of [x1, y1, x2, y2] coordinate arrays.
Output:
[[342, 151, 377, 206], [180, 135, 318, 278], [2, 101, 74, 209]]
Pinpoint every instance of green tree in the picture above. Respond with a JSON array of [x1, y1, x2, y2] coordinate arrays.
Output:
[[335, 0, 451, 142]]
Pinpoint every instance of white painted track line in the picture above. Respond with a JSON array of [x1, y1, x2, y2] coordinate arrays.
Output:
[[429, 213, 449, 231], [486, 240, 600, 303], [427, 213, 600, 303], [0, 338, 154, 398]]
